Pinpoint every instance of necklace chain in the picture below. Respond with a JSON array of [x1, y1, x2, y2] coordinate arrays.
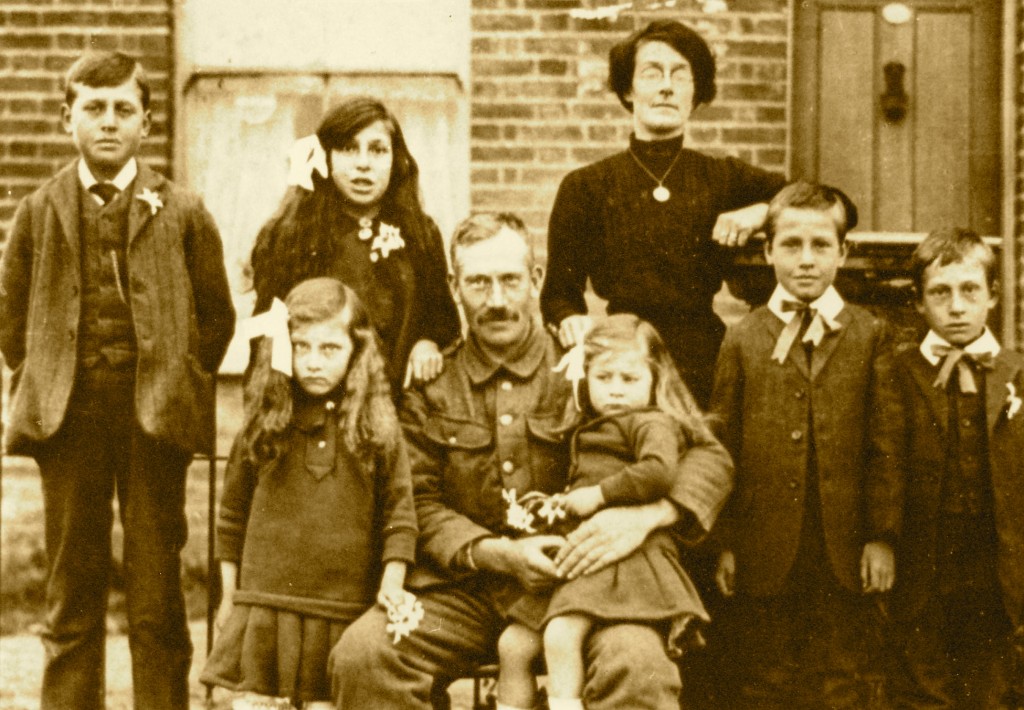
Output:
[[626, 144, 684, 199]]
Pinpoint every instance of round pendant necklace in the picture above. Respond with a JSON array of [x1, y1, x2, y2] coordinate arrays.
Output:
[[628, 146, 684, 203]]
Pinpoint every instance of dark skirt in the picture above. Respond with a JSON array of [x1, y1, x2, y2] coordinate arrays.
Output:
[[200, 603, 351, 703], [508, 531, 710, 657]]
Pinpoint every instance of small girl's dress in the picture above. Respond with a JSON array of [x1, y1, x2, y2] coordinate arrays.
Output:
[[201, 390, 417, 703], [508, 408, 709, 656]]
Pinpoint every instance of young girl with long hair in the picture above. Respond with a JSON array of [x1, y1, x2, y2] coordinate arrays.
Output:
[[249, 97, 459, 395], [497, 314, 719, 710], [201, 277, 417, 709]]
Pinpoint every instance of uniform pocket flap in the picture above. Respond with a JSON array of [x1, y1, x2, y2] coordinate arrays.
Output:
[[423, 416, 493, 450]]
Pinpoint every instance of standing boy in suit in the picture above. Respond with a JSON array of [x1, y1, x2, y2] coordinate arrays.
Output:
[[710, 181, 903, 708], [0, 52, 235, 710], [889, 228, 1024, 709]]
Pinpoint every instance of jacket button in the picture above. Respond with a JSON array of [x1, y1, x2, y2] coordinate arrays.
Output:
[[501, 381, 512, 391], [788, 480, 799, 489], [502, 460, 514, 474], [499, 414, 513, 426], [791, 430, 803, 441], [795, 390, 805, 399], [448, 436, 457, 445]]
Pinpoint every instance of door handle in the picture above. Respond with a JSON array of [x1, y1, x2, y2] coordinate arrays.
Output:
[[881, 61, 909, 122]]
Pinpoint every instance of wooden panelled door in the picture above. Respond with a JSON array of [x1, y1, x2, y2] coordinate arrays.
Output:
[[793, 0, 1002, 236]]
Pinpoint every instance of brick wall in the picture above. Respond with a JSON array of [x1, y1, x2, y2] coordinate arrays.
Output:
[[0, 0, 173, 232], [468, 0, 790, 249]]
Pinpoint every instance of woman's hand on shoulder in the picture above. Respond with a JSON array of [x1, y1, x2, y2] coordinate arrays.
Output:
[[404, 339, 445, 388], [712, 203, 769, 248], [557, 315, 593, 349]]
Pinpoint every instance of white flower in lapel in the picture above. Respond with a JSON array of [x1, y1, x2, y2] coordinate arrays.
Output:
[[136, 187, 163, 216], [1006, 382, 1022, 421]]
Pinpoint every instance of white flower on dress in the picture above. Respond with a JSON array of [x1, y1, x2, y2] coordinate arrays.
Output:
[[1006, 382, 1022, 421], [384, 591, 426, 645], [369, 222, 406, 263], [136, 188, 163, 216]]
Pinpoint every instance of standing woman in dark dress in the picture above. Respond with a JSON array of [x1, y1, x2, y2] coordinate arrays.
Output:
[[541, 20, 786, 406], [250, 97, 460, 396]]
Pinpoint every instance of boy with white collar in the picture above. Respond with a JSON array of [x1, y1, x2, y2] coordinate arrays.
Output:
[[0, 51, 234, 709], [890, 228, 1024, 708], [709, 181, 903, 707]]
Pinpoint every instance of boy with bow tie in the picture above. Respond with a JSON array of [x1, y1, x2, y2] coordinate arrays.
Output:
[[0, 52, 235, 709], [889, 228, 1024, 708], [709, 181, 903, 707]]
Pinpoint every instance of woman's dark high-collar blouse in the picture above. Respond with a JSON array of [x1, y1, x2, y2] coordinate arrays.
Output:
[[540, 134, 785, 328]]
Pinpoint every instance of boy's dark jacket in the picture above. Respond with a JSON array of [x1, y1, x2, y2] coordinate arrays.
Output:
[[0, 161, 235, 455], [890, 345, 1024, 628], [710, 304, 903, 596]]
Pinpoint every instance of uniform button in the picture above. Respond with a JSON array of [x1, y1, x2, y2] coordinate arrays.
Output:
[[502, 460, 514, 473], [448, 436, 457, 445], [501, 381, 513, 391], [325, 401, 335, 411], [499, 414, 513, 426], [791, 430, 803, 441], [795, 390, 806, 399], [961, 418, 972, 428], [788, 480, 799, 489], [317, 440, 326, 449]]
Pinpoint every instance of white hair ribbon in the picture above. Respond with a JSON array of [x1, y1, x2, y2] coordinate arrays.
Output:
[[241, 297, 293, 377], [552, 342, 587, 410], [286, 135, 329, 192]]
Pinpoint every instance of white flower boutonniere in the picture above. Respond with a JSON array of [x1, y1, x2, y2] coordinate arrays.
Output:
[[136, 188, 163, 216], [1006, 382, 1022, 421], [369, 222, 406, 263]]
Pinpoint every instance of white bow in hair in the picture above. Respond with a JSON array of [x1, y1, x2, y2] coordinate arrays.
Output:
[[553, 342, 587, 410], [286, 135, 329, 191], [241, 298, 293, 376]]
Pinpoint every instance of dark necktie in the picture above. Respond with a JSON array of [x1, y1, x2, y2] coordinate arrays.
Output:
[[89, 182, 119, 205], [771, 300, 838, 364], [931, 345, 995, 394]]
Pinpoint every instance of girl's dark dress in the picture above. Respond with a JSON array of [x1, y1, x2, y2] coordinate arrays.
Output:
[[201, 390, 417, 702], [509, 408, 709, 656], [251, 194, 460, 396]]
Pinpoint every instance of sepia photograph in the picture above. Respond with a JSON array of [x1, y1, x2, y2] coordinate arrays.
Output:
[[1, 0, 1020, 708]]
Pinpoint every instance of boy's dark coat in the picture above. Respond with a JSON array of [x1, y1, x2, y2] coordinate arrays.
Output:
[[710, 304, 903, 596], [891, 346, 1024, 627], [0, 161, 235, 455]]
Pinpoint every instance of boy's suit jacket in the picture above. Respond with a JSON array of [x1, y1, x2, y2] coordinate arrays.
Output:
[[0, 161, 235, 455], [710, 304, 903, 596], [891, 346, 1024, 627]]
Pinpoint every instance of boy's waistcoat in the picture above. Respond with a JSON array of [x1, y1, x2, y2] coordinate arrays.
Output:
[[0, 162, 235, 455], [711, 304, 903, 596]]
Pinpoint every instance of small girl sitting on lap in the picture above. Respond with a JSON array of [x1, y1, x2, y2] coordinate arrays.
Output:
[[497, 314, 717, 710], [201, 277, 417, 709]]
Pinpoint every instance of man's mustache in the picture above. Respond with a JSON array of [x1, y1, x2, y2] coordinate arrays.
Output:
[[477, 307, 517, 324]]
